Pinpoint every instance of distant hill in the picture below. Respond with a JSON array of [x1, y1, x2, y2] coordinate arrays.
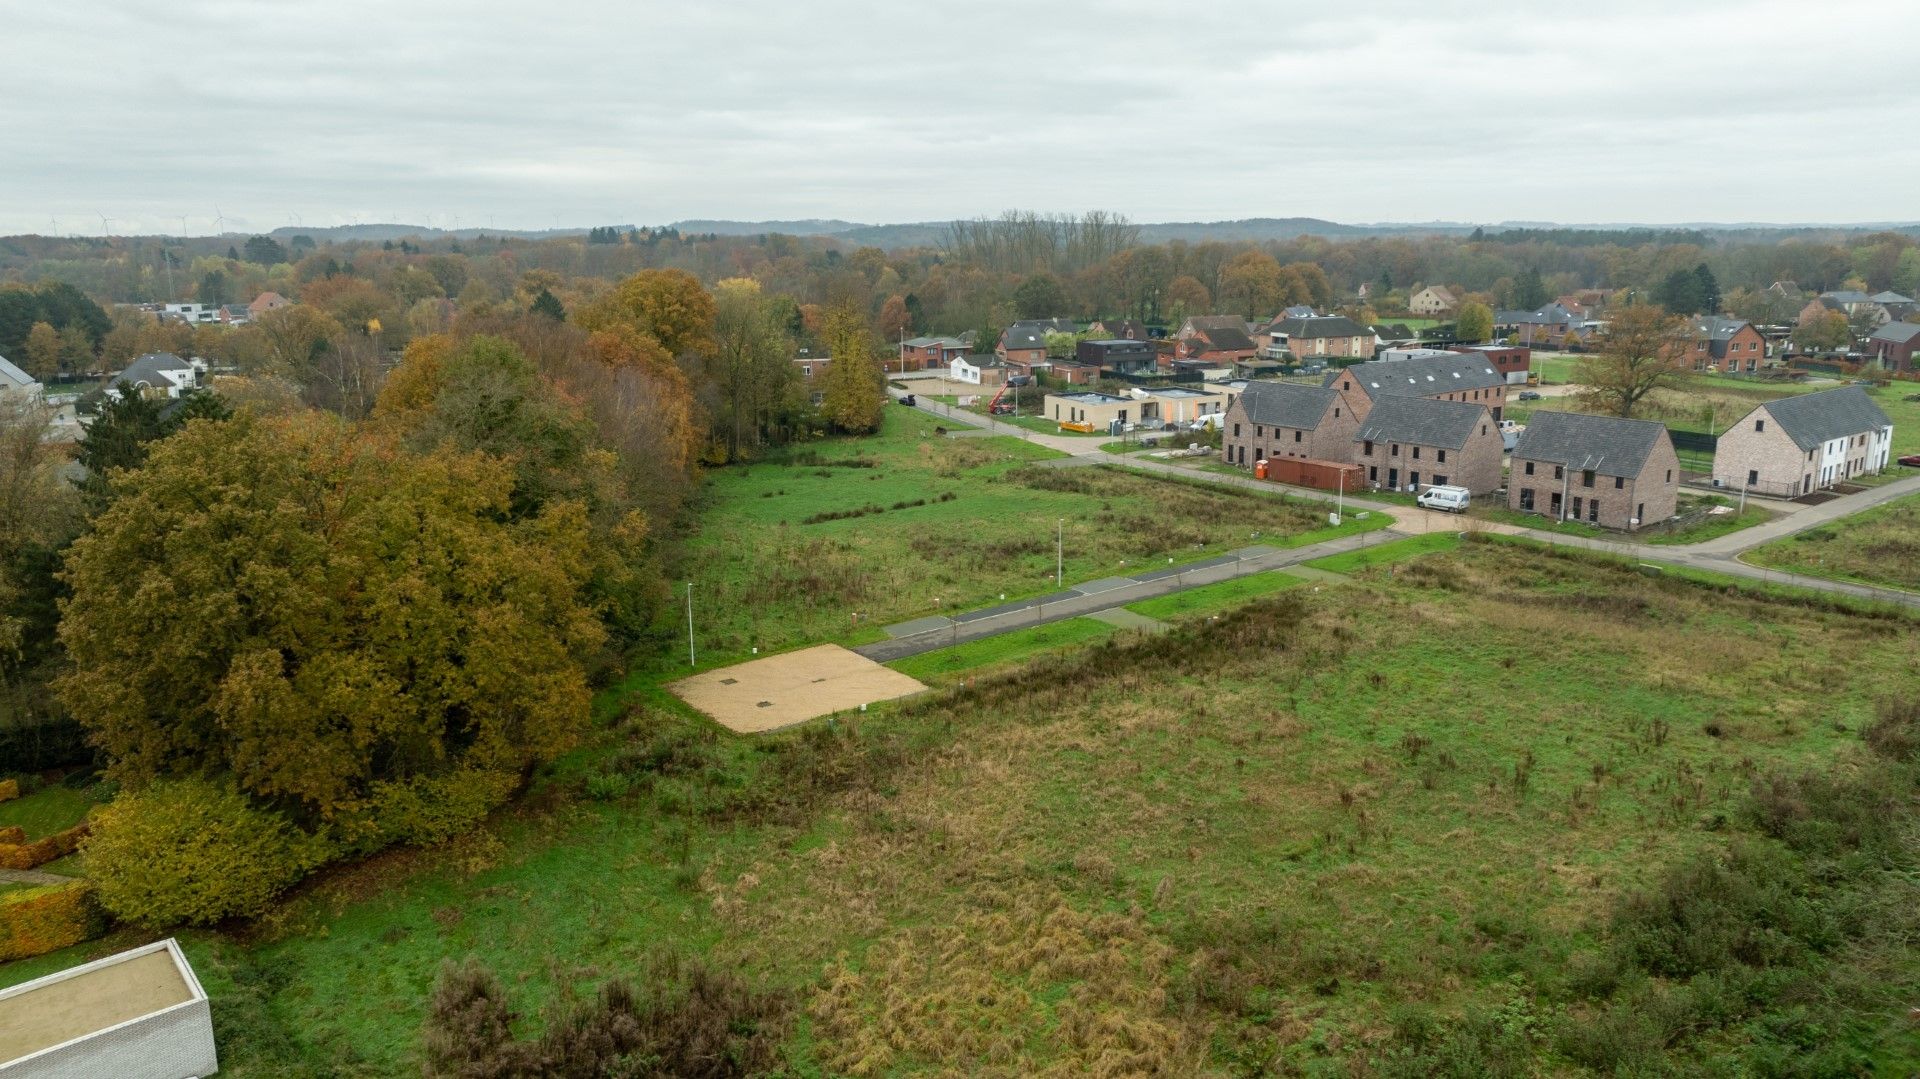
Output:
[[669, 219, 863, 236], [266, 223, 612, 243]]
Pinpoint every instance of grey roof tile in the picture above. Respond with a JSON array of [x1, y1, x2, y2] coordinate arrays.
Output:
[[1511, 410, 1671, 478]]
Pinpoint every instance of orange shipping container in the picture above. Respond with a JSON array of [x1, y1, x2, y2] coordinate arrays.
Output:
[[1263, 457, 1363, 492]]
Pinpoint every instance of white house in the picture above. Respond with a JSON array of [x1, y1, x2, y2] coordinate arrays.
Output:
[[0, 354, 42, 405], [1409, 286, 1457, 316], [949, 354, 1009, 387], [105, 353, 202, 400], [161, 303, 220, 324]]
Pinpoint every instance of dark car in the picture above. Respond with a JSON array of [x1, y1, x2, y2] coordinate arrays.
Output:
[[1899, 454, 1920, 468], [1517, 390, 1542, 401], [897, 393, 916, 407]]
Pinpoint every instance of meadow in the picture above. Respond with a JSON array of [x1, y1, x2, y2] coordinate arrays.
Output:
[[10, 538, 1916, 1075], [1745, 492, 1920, 593], [674, 408, 1385, 658]]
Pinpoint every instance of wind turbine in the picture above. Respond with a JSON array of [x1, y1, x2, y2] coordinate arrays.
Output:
[[213, 205, 227, 234], [48, 216, 59, 237], [98, 213, 114, 237], [177, 214, 190, 237]]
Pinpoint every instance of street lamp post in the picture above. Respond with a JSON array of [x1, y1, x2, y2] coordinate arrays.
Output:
[[685, 582, 695, 668], [1056, 518, 1064, 587]]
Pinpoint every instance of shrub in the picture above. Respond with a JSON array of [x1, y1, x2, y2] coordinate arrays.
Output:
[[0, 822, 90, 870], [0, 777, 18, 802], [1863, 696, 1920, 763], [333, 769, 519, 854], [422, 953, 790, 1078], [0, 881, 107, 962], [83, 778, 327, 928]]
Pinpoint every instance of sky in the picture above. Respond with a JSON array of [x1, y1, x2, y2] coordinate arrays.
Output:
[[4, 0, 1917, 236]]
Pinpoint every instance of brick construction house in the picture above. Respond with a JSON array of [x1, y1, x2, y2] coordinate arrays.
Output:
[[1219, 381, 1357, 469], [1681, 317, 1768, 374], [1866, 322, 1920, 372], [1451, 343, 1532, 384], [1323, 352, 1510, 423], [1509, 411, 1679, 530], [1174, 324, 1260, 363], [1354, 396, 1503, 494], [1711, 386, 1893, 497], [898, 335, 970, 372], [1266, 314, 1374, 360], [1409, 286, 1456, 316]]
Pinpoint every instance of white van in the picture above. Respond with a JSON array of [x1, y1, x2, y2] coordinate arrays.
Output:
[[1416, 485, 1472, 512]]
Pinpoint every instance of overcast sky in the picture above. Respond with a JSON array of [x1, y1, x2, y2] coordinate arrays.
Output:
[[5, 0, 1916, 236]]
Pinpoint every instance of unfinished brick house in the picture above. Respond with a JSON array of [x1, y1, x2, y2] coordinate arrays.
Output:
[[1509, 411, 1679, 530], [1219, 381, 1357, 469], [1354, 396, 1502, 495]]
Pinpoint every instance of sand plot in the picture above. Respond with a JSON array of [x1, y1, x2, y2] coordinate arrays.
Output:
[[670, 644, 928, 733]]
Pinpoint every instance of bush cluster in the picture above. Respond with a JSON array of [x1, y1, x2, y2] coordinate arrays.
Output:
[[0, 821, 88, 870], [0, 881, 106, 962], [82, 778, 327, 928], [422, 953, 789, 1078]]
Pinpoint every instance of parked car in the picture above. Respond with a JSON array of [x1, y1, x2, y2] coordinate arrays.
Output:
[[1416, 485, 1472, 512], [1898, 454, 1920, 468], [897, 393, 916, 407], [1517, 390, 1542, 401]]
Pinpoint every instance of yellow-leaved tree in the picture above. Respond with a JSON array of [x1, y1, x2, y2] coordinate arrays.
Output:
[[59, 409, 603, 920]]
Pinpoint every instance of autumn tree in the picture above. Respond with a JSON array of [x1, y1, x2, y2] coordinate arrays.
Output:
[[816, 305, 884, 434], [708, 278, 797, 459], [1793, 310, 1852, 352], [57, 410, 603, 827], [1219, 252, 1284, 317], [1165, 275, 1211, 321], [1455, 302, 1495, 343], [0, 399, 82, 743], [21, 322, 60, 380], [577, 268, 716, 359], [1012, 273, 1069, 320], [1574, 306, 1688, 418], [877, 294, 912, 341]]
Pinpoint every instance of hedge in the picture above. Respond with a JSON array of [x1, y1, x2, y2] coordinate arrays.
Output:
[[0, 881, 107, 962], [0, 777, 18, 802], [0, 822, 89, 871]]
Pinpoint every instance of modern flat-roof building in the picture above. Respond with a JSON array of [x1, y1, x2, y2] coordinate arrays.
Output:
[[0, 938, 216, 1078]]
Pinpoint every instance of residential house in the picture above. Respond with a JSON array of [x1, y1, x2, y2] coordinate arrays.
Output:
[[1408, 286, 1457, 316], [1711, 386, 1893, 497], [1495, 303, 1590, 349], [1044, 361, 1100, 385], [1451, 343, 1532, 384], [1379, 347, 1458, 363], [0, 353, 42, 404], [1865, 321, 1920, 372], [1370, 323, 1423, 350], [1869, 291, 1913, 306], [1144, 386, 1226, 427], [1681, 317, 1768, 374], [1322, 352, 1510, 424], [106, 352, 201, 400], [1508, 411, 1679, 530], [217, 303, 251, 325], [1076, 339, 1158, 375], [1266, 314, 1374, 360], [1354, 396, 1503, 495], [248, 291, 292, 317], [1220, 381, 1357, 470], [1176, 315, 1252, 342], [996, 319, 1074, 364], [950, 354, 1010, 387], [1086, 318, 1150, 341], [1046, 390, 1136, 431], [161, 303, 220, 324], [792, 355, 831, 403], [1175, 324, 1260, 364], [898, 335, 969, 372]]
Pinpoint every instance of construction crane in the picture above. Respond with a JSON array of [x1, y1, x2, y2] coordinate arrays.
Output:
[[984, 380, 1015, 415]]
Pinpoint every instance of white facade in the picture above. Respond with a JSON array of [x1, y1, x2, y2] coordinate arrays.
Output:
[[161, 303, 220, 324], [0, 938, 217, 1079]]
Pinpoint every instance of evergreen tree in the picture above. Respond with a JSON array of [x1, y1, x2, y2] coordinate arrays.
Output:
[[1512, 267, 1549, 310], [1693, 264, 1721, 315], [1655, 268, 1706, 315], [76, 386, 174, 507], [529, 287, 566, 322]]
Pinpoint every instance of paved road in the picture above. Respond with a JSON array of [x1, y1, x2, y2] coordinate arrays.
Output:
[[890, 385, 1920, 613]]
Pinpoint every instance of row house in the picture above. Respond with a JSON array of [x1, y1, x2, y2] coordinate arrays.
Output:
[[1711, 386, 1893, 497], [1509, 411, 1678, 530], [1323, 352, 1510, 424], [1354, 396, 1503, 495], [1866, 322, 1920, 372], [1219, 382, 1355, 469], [1266, 314, 1374, 360]]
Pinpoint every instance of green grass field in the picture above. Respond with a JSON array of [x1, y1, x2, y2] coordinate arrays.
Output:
[[888, 617, 1117, 685], [15, 541, 1916, 1074], [0, 784, 103, 841], [679, 410, 1391, 660], [1122, 569, 1306, 621], [1744, 492, 1920, 593]]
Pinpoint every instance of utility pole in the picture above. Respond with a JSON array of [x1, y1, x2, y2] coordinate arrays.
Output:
[[685, 582, 695, 667], [1739, 475, 1750, 514], [1057, 518, 1064, 587]]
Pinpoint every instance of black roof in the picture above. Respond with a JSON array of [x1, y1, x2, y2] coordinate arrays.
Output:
[[1869, 321, 1920, 345], [1325, 353, 1506, 397], [1195, 325, 1258, 352], [1236, 381, 1338, 429], [1354, 396, 1488, 450], [1511, 410, 1672, 478], [1759, 386, 1892, 451]]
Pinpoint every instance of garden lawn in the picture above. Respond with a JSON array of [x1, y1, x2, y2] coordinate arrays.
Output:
[[28, 541, 1920, 1074], [0, 785, 103, 841], [679, 408, 1385, 659], [1743, 492, 1920, 593], [888, 618, 1116, 685]]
